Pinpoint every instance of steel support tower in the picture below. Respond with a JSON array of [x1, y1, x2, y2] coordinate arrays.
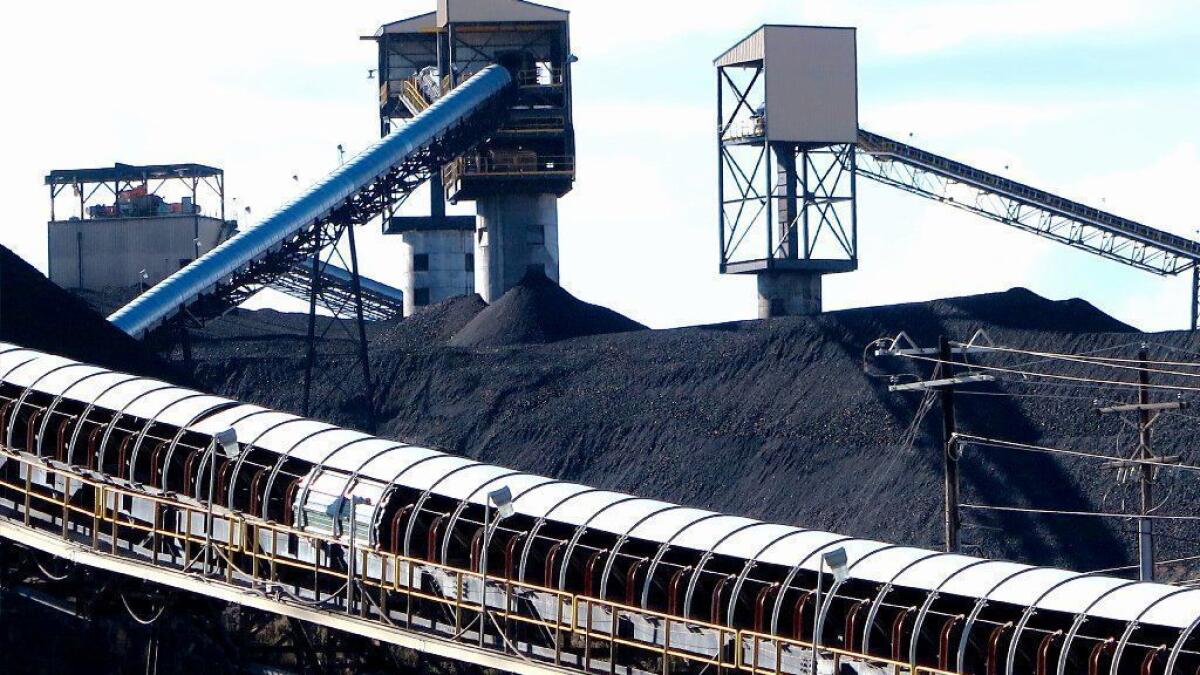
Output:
[[716, 26, 859, 318]]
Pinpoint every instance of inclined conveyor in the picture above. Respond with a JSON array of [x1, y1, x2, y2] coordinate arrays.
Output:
[[109, 65, 513, 338]]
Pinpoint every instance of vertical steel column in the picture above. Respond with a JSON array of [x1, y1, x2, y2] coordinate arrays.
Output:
[[1191, 267, 1199, 331], [775, 143, 799, 259], [345, 224, 377, 434], [302, 250, 322, 418], [715, 66, 724, 270]]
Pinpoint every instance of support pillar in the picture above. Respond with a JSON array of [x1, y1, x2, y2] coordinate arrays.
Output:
[[475, 193, 559, 302], [756, 271, 822, 318]]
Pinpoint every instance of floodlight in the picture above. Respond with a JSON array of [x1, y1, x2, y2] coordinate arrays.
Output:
[[823, 547, 849, 583], [488, 485, 514, 520], [214, 428, 240, 458]]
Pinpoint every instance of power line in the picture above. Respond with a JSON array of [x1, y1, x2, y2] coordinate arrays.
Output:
[[897, 352, 1200, 395], [961, 504, 1200, 522], [954, 433, 1200, 474], [954, 342, 1200, 381]]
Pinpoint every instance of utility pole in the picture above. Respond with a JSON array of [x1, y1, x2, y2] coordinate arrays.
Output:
[[1097, 345, 1185, 582], [1136, 346, 1154, 581], [938, 336, 961, 553], [884, 335, 994, 553]]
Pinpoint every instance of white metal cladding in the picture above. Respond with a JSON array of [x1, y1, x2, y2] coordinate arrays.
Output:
[[549, 491, 631, 528], [435, 464, 520, 501], [94, 378, 173, 411], [367, 447, 448, 484], [851, 547, 941, 584], [584, 499, 676, 538], [2, 351, 77, 388], [3, 342, 1200, 632], [152, 395, 233, 428], [673, 515, 761, 552], [53, 371, 144, 404], [940, 560, 1029, 598], [712, 523, 797, 557], [626, 507, 714, 542], [252, 419, 340, 456], [509, 482, 590, 518], [756, 529, 851, 568], [763, 25, 857, 144], [1143, 589, 1200, 628], [278, 429, 373, 466], [401, 455, 477, 491], [320, 437, 404, 473], [891, 553, 981, 589], [18, 363, 105, 398], [196, 410, 295, 443], [122, 388, 197, 422]]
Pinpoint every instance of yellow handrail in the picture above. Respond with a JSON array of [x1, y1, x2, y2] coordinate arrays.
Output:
[[0, 447, 962, 675]]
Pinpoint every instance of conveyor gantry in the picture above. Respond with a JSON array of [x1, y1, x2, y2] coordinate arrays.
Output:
[[855, 129, 1200, 327], [108, 65, 514, 339]]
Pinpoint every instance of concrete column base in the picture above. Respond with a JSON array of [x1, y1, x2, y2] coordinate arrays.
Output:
[[397, 229, 475, 315], [756, 271, 823, 318], [475, 193, 559, 303]]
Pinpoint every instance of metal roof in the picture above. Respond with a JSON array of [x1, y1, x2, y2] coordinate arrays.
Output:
[[45, 163, 223, 186], [438, 0, 567, 26]]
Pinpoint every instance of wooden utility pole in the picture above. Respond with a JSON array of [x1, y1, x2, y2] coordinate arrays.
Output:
[[939, 336, 961, 553], [1097, 345, 1186, 582], [1136, 346, 1157, 581]]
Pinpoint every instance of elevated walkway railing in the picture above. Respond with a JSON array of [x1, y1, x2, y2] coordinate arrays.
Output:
[[0, 446, 959, 675]]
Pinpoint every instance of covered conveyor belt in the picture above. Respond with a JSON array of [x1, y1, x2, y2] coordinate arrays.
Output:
[[855, 129, 1200, 276], [2, 341, 1200, 675], [108, 65, 513, 338]]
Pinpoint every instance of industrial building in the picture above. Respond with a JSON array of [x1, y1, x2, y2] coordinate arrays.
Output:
[[45, 163, 232, 291], [369, 0, 575, 310]]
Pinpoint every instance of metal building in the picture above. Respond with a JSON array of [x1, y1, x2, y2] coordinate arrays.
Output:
[[368, 0, 575, 306], [716, 26, 859, 318], [45, 163, 233, 291]]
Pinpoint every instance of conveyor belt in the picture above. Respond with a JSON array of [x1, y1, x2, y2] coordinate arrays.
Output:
[[109, 65, 512, 338], [856, 129, 1200, 275], [267, 258, 405, 321]]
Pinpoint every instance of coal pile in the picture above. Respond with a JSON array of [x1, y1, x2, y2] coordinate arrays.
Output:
[[0, 245, 177, 380], [449, 271, 645, 348], [183, 285, 1200, 574]]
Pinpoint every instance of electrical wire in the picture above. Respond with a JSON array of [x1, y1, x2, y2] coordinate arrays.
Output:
[[961, 504, 1200, 522], [960, 342, 1200, 370], [897, 352, 1200, 395], [954, 434, 1200, 473]]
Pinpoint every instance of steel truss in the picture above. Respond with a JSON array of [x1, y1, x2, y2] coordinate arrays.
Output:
[[269, 261, 403, 322], [855, 129, 1200, 327], [149, 94, 509, 429], [717, 63, 857, 275]]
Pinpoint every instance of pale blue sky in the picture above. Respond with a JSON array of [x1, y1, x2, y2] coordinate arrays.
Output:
[[3, 1, 1198, 330]]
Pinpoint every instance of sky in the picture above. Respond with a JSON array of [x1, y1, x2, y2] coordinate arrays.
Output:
[[2, 0, 1198, 331]]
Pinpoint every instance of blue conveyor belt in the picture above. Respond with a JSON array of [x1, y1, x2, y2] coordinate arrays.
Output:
[[109, 65, 512, 338]]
